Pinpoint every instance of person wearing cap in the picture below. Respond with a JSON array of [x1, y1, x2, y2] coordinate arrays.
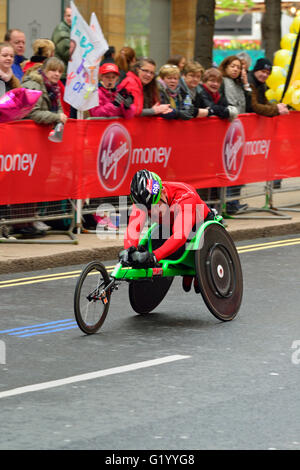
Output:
[[248, 58, 289, 116], [89, 62, 135, 119], [119, 169, 213, 293]]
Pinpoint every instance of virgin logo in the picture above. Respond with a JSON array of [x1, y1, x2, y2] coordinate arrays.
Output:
[[97, 123, 131, 191], [222, 119, 245, 181]]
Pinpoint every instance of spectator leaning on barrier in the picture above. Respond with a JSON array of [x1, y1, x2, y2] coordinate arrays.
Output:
[[4, 29, 27, 80], [180, 60, 208, 118], [0, 42, 49, 239], [22, 38, 70, 116], [51, 7, 71, 83], [22, 57, 68, 126], [219, 55, 251, 214], [180, 60, 204, 97], [195, 68, 238, 120], [120, 57, 173, 117], [157, 64, 196, 120], [194, 68, 239, 212], [89, 63, 135, 119], [248, 58, 289, 117], [0, 42, 20, 96], [219, 55, 252, 114]]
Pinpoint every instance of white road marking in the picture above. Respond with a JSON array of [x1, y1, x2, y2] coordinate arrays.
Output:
[[0, 355, 190, 399]]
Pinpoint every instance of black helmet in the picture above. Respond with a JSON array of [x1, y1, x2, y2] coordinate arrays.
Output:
[[130, 169, 162, 209]]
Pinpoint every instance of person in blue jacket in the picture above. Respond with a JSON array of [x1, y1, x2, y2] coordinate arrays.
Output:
[[4, 29, 27, 80]]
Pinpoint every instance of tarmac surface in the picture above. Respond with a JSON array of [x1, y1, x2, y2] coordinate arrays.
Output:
[[1, 189, 300, 274]]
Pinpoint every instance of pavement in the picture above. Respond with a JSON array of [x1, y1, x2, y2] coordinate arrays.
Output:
[[0, 188, 300, 274]]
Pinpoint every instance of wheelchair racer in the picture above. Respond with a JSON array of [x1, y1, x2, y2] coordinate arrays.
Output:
[[119, 169, 215, 293]]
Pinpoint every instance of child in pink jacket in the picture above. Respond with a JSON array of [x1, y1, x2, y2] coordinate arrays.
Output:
[[89, 63, 135, 119]]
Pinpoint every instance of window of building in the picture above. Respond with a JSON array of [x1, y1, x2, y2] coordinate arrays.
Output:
[[125, 0, 151, 57], [215, 14, 252, 36]]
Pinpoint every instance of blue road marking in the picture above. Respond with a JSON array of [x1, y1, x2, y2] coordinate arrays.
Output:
[[0, 319, 78, 337], [18, 325, 78, 337]]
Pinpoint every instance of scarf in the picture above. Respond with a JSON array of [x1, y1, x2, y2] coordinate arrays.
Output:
[[41, 70, 60, 111], [202, 83, 220, 104], [0, 69, 13, 82]]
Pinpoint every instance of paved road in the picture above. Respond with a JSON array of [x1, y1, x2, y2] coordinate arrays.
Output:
[[0, 234, 300, 450]]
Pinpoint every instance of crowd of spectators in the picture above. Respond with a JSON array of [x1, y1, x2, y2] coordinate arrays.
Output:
[[0, 6, 293, 237]]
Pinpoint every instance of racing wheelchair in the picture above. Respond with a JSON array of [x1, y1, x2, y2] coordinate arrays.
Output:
[[73, 214, 243, 334]]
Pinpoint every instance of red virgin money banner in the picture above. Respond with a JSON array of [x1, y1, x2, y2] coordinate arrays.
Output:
[[0, 112, 300, 205]]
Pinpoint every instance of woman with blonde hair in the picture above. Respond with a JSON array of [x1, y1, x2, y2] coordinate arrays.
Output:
[[22, 56, 68, 125], [157, 64, 196, 120], [22, 38, 55, 73], [22, 39, 70, 116]]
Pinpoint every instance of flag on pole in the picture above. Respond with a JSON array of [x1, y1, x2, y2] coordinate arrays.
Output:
[[282, 29, 300, 102], [64, 1, 108, 111]]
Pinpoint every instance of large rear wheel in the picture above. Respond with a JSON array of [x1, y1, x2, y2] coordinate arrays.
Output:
[[74, 261, 111, 334], [195, 224, 243, 321]]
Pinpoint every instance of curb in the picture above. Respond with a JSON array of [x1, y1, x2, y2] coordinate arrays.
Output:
[[1, 222, 300, 275]]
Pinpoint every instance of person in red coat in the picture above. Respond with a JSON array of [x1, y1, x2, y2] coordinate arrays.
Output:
[[120, 57, 173, 117]]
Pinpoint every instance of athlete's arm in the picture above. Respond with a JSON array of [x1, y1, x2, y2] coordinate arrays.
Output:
[[124, 204, 147, 249], [153, 202, 196, 261]]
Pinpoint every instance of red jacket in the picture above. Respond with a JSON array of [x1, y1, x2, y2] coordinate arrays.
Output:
[[119, 72, 144, 116], [124, 181, 210, 261]]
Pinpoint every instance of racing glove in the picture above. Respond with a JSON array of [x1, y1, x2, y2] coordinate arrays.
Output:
[[118, 246, 137, 266], [130, 250, 157, 269]]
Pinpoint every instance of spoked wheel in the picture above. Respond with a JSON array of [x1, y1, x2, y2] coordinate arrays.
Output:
[[74, 261, 112, 334], [129, 277, 173, 314], [195, 224, 243, 321]]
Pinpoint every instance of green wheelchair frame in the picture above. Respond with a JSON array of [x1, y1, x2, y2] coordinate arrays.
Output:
[[74, 215, 243, 334]]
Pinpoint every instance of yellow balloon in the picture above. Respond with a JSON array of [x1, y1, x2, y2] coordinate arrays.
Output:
[[273, 49, 292, 68], [291, 88, 300, 108], [265, 88, 277, 103], [266, 66, 287, 90], [291, 75, 300, 89], [275, 84, 285, 102], [280, 33, 297, 51], [282, 86, 295, 105], [290, 16, 300, 34]]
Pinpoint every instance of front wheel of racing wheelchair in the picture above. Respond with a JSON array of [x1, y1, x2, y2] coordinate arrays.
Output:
[[74, 261, 112, 334]]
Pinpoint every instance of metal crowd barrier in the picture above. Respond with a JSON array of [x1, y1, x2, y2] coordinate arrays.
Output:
[[220, 180, 298, 220], [1, 177, 300, 243], [270, 177, 300, 213], [0, 200, 77, 244]]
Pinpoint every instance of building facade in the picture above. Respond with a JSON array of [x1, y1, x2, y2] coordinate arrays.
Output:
[[1, 0, 199, 67]]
